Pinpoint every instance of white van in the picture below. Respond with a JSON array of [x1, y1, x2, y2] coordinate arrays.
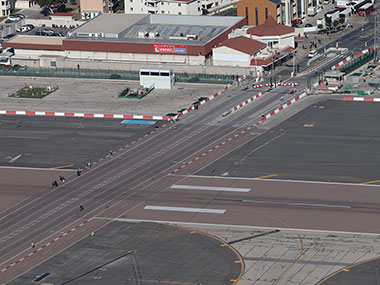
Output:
[[308, 50, 318, 58]]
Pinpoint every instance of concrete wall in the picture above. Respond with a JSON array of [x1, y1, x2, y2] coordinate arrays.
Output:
[[213, 46, 251, 67]]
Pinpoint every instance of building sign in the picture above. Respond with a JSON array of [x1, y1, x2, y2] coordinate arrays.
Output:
[[154, 44, 187, 54]]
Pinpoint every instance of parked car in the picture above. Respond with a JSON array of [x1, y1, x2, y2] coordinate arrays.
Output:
[[42, 28, 55, 35], [7, 15, 22, 22], [17, 24, 34, 32], [35, 32, 49, 36], [1, 34, 16, 40], [291, 19, 302, 25], [305, 23, 313, 27]]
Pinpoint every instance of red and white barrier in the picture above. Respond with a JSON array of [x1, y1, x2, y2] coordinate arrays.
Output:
[[259, 92, 307, 122], [231, 91, 265, 112], [252, 82, 298, 89], [344, 97, 380, 102], [0, 110, 173, 121], [331, 48, 373, 70]]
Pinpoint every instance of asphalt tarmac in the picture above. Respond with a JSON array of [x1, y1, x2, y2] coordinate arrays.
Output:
[[9, 221, 242, 285], [197, 100, 380, 184], [0, 115, 160, 169]]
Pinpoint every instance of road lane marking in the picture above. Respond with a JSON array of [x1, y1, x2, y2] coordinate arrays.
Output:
[[50, 164, 74, 169], [8, 154, 22, 163], [170, 185, 250, 192], [242, 199, 352, 209], [360, 179, 380, 185], [144, 205, 226, 214], [254, 174, 278, 179]]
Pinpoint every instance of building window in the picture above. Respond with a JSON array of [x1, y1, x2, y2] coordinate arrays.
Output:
[[130, 7, 133, 10], [162, 10, 164, 13], [130, 0, 133, 2], [178, 3, 181, 6], [265, 7, 268, 18], [245, 6, 248, 18], [215, 2, 218, 6], [178, 11, 182, 14], [255, 7, 258, 26]]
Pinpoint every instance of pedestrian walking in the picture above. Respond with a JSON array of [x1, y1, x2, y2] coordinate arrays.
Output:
[[86, 162, 91, 168], [52, 180, 58, 187], [79, 205, 84, 212], [77, 168, 81, 176], [109, 150, 113, 157], [31, 242, 35, 248], [59, 175, 65, 182]]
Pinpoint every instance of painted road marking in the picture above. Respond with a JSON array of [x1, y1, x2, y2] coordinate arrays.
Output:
[[242, 200, 352, 209], [360, 180, 380, 185], [255, 174, 278, 179], [121, 120, 156, 125], [144, 205, 226, 214], [50, 164, 74, 169], [170, 185, 250, 192], [9, 154, 22, 163]]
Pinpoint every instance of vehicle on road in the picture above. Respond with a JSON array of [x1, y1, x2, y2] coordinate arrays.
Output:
[[42, 28, 55, 35], [1, 34, 15, 40], [13, 13, 25, 19], [305, 23, 313, 27], [308, 50, 318, 58], [7, 15, 22, 22]]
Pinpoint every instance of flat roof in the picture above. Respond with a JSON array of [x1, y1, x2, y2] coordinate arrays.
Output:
[[67, 14, 245, 45], [7, 35, 64, 45]]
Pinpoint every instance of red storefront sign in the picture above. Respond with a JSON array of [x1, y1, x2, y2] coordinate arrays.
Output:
[[154, 44, 187, 54]]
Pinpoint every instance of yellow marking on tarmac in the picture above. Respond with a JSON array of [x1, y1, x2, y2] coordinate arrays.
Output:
[[230, 279, 237, 282], [234, 260, 242, 263], [221, 243, 228, 247], [361, 179, 380, 185], [50, 164, 74, 169], [342, 268, 350, 272], [255, 174, 278, 179], [190, 231, 197, 234]]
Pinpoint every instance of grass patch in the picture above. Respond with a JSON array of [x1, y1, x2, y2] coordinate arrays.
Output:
[[10, 86, 58, 99], [10, 9, 21, 14], [0, 16, 6, 22]]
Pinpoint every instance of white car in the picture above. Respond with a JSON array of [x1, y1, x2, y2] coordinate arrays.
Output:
[[16, 24, 34, 33], [308, 50, 318, 58], [7, 15, 22, 22]]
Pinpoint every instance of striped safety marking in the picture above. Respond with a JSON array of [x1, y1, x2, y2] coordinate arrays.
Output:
[[331, 48, 372, 70], [0, 220, 89, 274], [232, 91, 265, 112], [344, 97, 380, 102]]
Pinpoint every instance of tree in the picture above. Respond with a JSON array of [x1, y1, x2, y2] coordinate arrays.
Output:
[[34, 0, 61, 8], [339, 18, 345, 25], [318, 24, 324, 29], [333, 19, 340, 29]]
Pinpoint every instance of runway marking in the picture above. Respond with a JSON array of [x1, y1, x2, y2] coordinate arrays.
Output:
[[8, 154, 22, 163], [242, 199, 352, 209], [144, 205, 226, 214], [50, 164, 74, 169], [360, 179, 380, 185], [170, 185, 250, 192], [255, 174, 278, 179], [0, 166, 74, 171]]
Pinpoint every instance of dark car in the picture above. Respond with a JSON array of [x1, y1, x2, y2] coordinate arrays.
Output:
[[35, 32, 49, 36], [305, 23, 313, 27], [1, 34, 15, 40]]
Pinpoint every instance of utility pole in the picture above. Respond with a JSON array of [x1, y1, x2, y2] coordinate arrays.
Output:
[[374, 1, 380, 62]]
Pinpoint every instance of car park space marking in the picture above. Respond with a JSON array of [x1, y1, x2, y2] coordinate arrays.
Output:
[[170, 185, 251, 192], [344, 97, 380, 102], [0, 220, 89, 274], [144, 205, 226, 214]]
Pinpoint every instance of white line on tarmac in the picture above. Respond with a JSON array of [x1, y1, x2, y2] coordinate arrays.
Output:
[[242, 199, 352, 209], [8, 154, 22, 163], [177, 174, 380, 188], [144, 205, 226, 214], [93, 217, 380, 236], [170, 185, 250, 192]]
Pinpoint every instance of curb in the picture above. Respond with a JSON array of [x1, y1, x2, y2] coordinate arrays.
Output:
[[231, 91, 265, 112]]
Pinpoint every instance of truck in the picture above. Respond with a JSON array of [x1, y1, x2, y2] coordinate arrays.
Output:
[[308, 7, 317, 16]]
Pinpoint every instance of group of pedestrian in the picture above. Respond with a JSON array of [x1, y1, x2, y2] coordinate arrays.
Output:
[[52, 175, 66, 188]]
